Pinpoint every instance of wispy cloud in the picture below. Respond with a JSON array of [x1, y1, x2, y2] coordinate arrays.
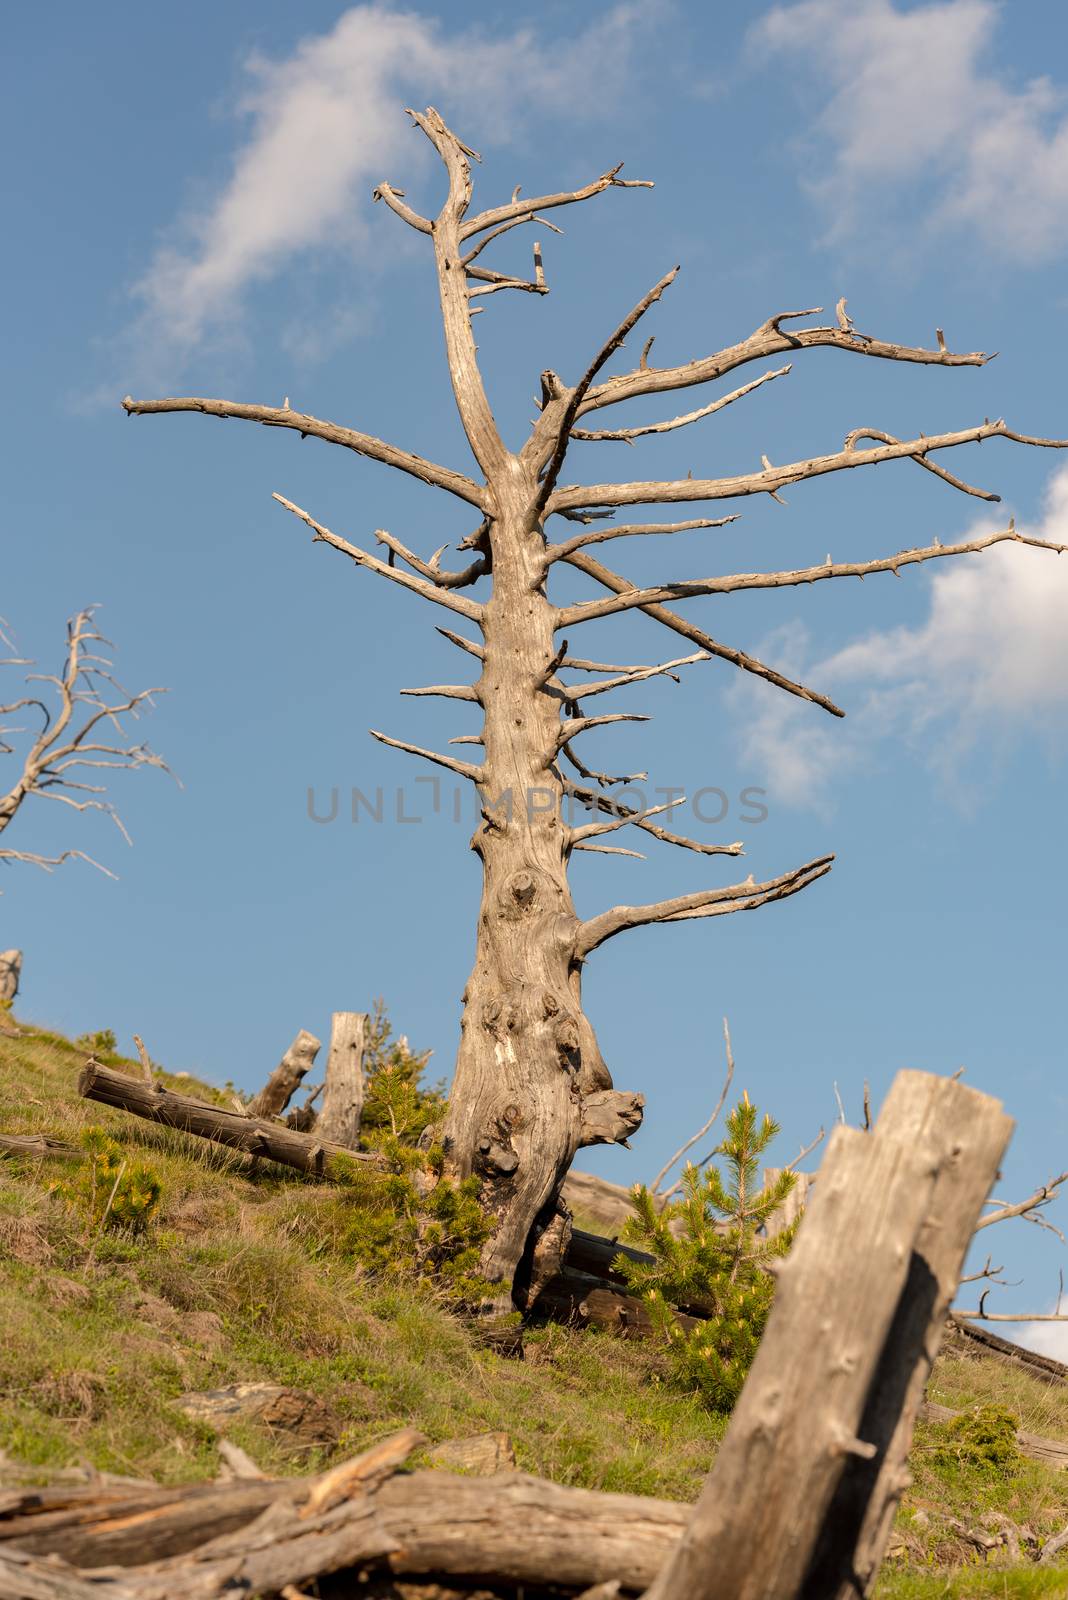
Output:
[[120, 4, 652, 385], [730, 466, 1068, 808], [751, 0, 1068, 262]]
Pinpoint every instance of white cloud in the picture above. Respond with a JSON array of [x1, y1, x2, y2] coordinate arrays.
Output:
[[751, 0, 1068, 261], [1016, 1317, 1068, 1363], [730, 466, 1068, 807], [126, 4, 652, 376]]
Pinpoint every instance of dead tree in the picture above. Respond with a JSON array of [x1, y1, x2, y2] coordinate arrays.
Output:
[[121, 108, 1068, 1305], [248, 1029, 322, 1120], [317, 1011, 367, 1149], [0, 607, 168, 879]]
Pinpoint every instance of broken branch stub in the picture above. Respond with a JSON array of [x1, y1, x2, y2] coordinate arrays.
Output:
[[249, 1029, 322, 1120]]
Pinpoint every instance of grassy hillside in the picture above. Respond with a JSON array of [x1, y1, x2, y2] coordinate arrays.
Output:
[[3, 1017, 1068, 1595]]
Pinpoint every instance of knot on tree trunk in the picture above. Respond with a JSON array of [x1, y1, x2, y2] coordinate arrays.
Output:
[[496, 866, 568, 923], [554, 1016, 582, 1073]]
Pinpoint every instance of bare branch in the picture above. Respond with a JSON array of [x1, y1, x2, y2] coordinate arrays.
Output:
[[399, 684, 478, 702], [572, 841, 645, 858], [372, 182, 432, 235], [560, 744, 646, 788], [532, 268, 680, 521], [843, 427, 999, 501], [959, 1254, 1008, 1287], [369, 729, 482, 784], [460, 211, 563, 268], [459, 162, 652, 244], [549, 419, 1068, 515], [435, 626, 485, 661], [405, 107, 509, 478], [272, 495, 484, 621], [546, 516, 737, 565], [564, 776, 747, 858], [375, 530, 488, 590], [785, 1126, 826, 1174], [577, 304, 992, 419], [570, 793, 687, 844], [976, 1171, 1068, 1233], [571, 365, 792, 443], [652, 1016, 736, 1194], [553, 711, 649, 753], [557, 521, 1067, 628], [122, 395, 487, 511], [574, 854, 834, 957], [559, 652, 710, 702], [561, 548, 845, 718], [467, 263, 549, 300]]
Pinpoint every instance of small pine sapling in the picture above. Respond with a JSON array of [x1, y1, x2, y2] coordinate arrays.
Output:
[[617, 1094, 800, 1411], [50, 1126, 162, 1234]]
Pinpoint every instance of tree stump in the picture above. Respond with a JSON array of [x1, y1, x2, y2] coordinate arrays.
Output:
[[316, 1011, 366, 1149]]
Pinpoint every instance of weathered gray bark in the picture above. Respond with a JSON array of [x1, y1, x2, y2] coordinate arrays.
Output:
[[644, 1070, 1012, 1600], [79, 1060, 374, 1180], [0, 1132, 85, 1160], [0, 1459, 688, 1593], [806, 1076, 1016, 1599], [248, 1029, 320, 1119], [0, 951, 20, 1004], [316, 1010, 365, 1148]]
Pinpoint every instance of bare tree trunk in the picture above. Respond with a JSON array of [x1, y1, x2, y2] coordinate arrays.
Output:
[[249, 1029, 321, 1119], [316, 1011, 366, 1148], [440, 486, 631, 1305]]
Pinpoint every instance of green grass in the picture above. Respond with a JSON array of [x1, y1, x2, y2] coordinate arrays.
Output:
[[0, 1020, 723, 1496], [4, 1015, 1068, 1596], [876, 1572, 1068, 1598]]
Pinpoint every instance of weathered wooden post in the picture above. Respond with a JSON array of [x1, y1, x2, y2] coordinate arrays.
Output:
[[643, 1070, 1013, 1600], [249, 1029, 321, 1120], [316, 1011, 367, 1150]]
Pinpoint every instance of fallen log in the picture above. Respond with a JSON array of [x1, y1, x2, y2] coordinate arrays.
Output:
[[0, 1442, 689, 1596], [0, 1133, 86, 1161], [948, 1314, 1068, 1382], [535, 1268, 703, 1338], [78, 1060, 375, 1180]]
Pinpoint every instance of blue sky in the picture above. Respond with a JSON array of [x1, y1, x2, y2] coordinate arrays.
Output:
[[4, 1, 1068, 1335]]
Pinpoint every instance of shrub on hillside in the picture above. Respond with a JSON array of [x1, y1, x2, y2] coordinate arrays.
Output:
[[615, 1094, 799, 1412], [50, 1126, 162, 1234], [932, 1403, 1023, 1473]]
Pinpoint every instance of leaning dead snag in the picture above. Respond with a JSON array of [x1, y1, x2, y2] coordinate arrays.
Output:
[[122, 107, 1068, 1305], [248, 1029, 322, 1120]]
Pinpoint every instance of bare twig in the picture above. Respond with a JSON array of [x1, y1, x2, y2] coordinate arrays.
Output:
[[651, 1017, 736, 1195]]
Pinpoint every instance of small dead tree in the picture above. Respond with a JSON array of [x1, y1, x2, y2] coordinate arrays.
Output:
[[0, 607, 168, 879], [122, 109, 1068, 1306]]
